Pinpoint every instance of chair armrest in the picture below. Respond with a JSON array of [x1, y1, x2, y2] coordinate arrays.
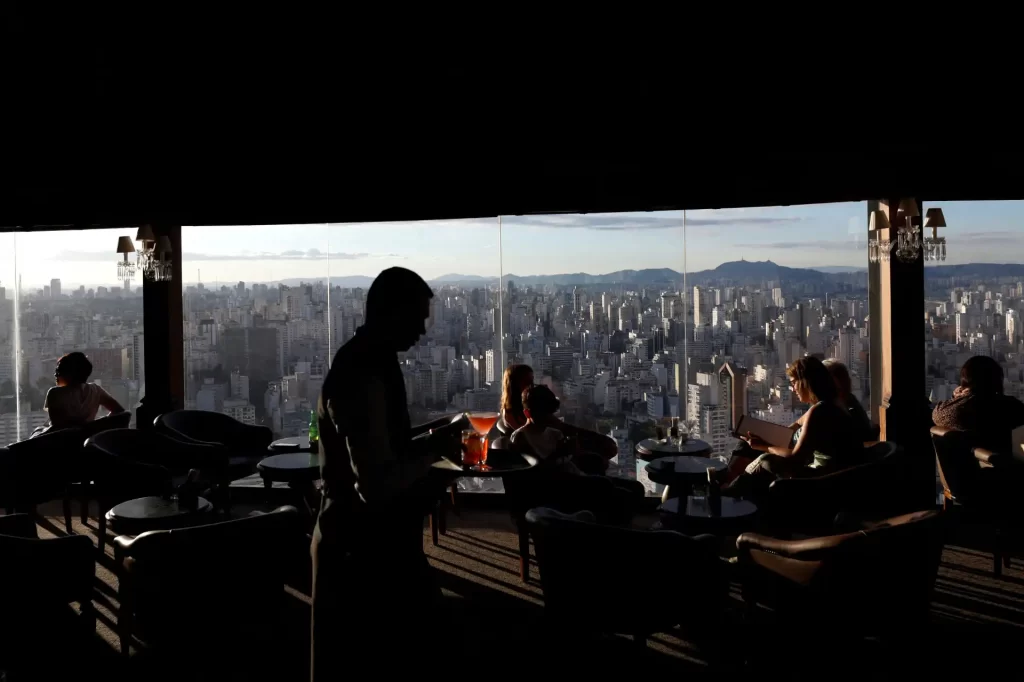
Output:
[[974, 447, 1024, 468], [736, 531, 862, 561], [0, 513, 40, 538]]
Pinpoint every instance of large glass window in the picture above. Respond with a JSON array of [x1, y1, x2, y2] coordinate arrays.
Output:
[[0, 228, 146, 442], [180, 204, 868, 494], [181, 225, 330, 434]]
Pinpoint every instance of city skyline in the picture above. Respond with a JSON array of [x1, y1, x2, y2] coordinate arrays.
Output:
[[3, 200, 1023, 289]]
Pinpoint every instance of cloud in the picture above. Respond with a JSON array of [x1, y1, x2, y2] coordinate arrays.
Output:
[[501, 212, 804, 231], [53, 250, 400, 262], [729, 240, 865, 251]]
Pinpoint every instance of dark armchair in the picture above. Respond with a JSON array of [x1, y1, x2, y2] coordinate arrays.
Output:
[[113, 505, 301, 658], [763, 442, 907, 535], [1, 428, 86, 516], [85, 428, 227, 553], [737, 510, 944, 638], [0, 513, 96, 632], [932, 426, 1018, 575], [64, 411, 133, 531], [505, 467, 642, 582], [155, 410, 272, 502], [525, 507, 727, 648]]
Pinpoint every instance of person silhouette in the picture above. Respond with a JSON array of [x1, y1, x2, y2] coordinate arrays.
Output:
[[311, 267, 458, 680]]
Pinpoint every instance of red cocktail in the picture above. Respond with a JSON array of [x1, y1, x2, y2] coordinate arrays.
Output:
[[461, 429, 487, 468], [466, 411, 499, 436]]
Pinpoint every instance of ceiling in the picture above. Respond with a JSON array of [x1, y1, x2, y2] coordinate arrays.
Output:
[[3, 9, 1016, 229]]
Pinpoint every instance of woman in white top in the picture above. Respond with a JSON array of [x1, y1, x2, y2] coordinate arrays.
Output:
[[41, 352, 125, 433]]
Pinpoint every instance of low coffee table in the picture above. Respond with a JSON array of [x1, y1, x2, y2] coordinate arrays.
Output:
[[269, 436, 315, 453], [645, 455, 729, 502], [659, 495, 758, 538], [636, 438, 712, 497], [257, 453, 321, 518], [106, 495, 214, 539]]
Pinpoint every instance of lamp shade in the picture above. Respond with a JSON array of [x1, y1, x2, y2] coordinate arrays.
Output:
[[924, 208, 946, 228], [116, 236, 136, 253], [869, 209, 891, 231], [136, 224, 156, 242], [156, 235, 173, 255], [897, 199, 920, 218]]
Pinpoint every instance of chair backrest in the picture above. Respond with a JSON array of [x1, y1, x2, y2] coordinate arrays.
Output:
[[525, 507, 725, 632], [118, 505, 301, 646], [931, 426, 981, 503], [5, 427, 87, 496], [155, 409, 272, 451], [504, 469, 627, 524], [80, 411, 132, 438], [766, 442, 905, 527], [86, 428, 226, 479], [0, 514, 95, 607]]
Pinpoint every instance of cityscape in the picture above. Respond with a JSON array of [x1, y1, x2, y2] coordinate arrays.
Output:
[[2, 211, 1023, 500]]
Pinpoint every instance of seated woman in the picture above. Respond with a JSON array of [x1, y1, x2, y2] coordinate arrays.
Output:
[[500, 364, 534, 432], [823, 359, 874, 441], [510, 385, 582, 475], [933, 355, 1024, 453], [725, 356, 861, 499], [40, 352, 126, 433], [500, 364, 617, 464]]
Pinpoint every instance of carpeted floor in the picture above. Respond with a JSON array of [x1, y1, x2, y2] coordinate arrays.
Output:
[[1, 497, 1022, 680]]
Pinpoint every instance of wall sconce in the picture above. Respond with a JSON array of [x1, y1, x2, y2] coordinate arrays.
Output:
[[923, 208, 947, 261], [114, 224, 174, 282], [894, 199, 921, 264], [116, 236, 136, 280], [868, 202, 950, 264], [867, 210, 893, 263]]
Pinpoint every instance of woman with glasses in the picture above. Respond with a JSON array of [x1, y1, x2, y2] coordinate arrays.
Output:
[[725, 356, 861, 499]]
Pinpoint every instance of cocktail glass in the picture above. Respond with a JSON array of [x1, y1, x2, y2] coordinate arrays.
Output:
[[465, 411, 498, 470]]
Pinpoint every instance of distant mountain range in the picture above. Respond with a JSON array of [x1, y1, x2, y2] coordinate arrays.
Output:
[[272, 261, 1024, 290]]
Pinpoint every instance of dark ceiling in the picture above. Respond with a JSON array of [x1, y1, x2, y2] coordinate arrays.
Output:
[[3, 8, 1017, 229]]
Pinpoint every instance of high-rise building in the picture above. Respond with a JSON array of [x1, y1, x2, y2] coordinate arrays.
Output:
[[132, 333, 145, 387], [50, 278, 61, 298], [1007, 309, 1018, 345], [693, 286, 703, 327], [85, 347, 130, 381]]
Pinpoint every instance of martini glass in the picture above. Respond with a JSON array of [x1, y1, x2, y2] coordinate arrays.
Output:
[[465, 411, 499, 470]]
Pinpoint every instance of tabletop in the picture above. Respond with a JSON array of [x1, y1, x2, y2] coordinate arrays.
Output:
[[432, 450, 538, 478], [660, 495, 757, 520], [269, 436, 315, 452], [636, 438, 712, 458], [258, 453, 321, 483], [106, 496, 213, 526], [645, 455, 728, 481]]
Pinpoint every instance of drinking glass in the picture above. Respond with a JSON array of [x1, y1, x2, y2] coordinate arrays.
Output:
[[466, 411, 499, 437], [461, 429, 488, 470]]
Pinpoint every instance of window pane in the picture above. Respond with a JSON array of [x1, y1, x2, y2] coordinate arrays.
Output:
[[499, 211, 686, 493], [687, 204, 868, 450], [181, 225, 330, 436], [924, 201, 1024, 502], [328, 219, 502, 490], [9, 228, 145, 439]]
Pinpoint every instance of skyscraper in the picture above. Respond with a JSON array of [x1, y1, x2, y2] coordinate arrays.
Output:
[[1007, 309, 1019, 345], [50, 278, 61, 298], [132, 333, 145, 386]]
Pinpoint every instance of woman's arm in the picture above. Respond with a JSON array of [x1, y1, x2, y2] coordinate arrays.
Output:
[[97, 387, 126, 415], [787, 404, 826, 464]]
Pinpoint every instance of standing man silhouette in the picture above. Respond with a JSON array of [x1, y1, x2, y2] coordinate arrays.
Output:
[[311, 267, 457, 680]]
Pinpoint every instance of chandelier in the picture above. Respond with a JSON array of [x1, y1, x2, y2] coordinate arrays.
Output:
[[868, 202, 948, 264], [114, 225, 175, 282]]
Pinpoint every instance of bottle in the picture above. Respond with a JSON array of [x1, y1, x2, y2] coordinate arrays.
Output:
[[308, 409, 319, 452], [707, 466, 722, 516]]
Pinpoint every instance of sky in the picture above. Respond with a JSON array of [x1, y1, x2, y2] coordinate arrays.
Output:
[[3, 201, 1024, 289]]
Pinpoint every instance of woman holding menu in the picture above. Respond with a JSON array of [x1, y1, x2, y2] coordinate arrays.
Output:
[[725, 356, 860, 499]]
